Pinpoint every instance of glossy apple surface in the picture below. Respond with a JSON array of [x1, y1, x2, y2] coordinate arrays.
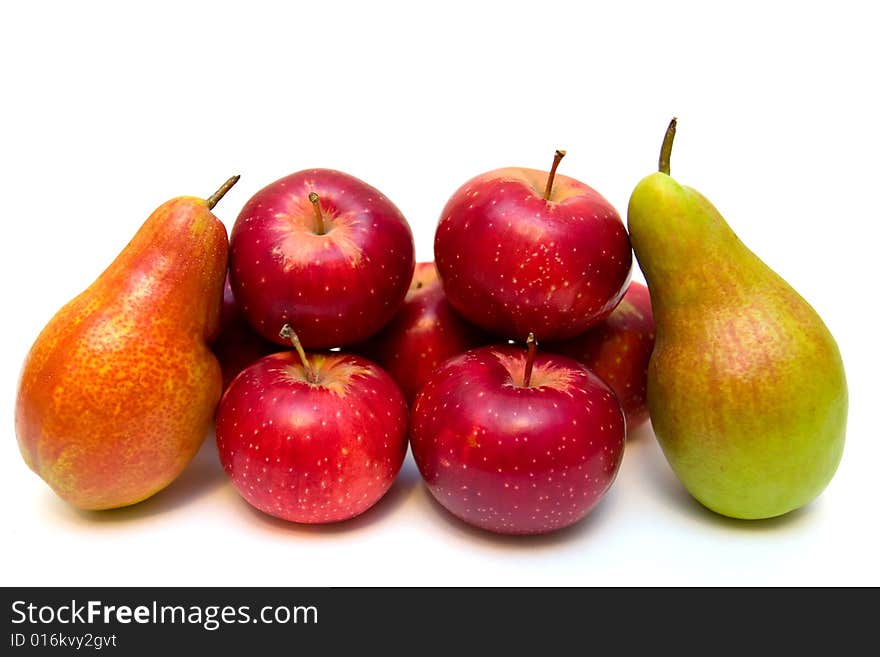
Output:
[[434, 157, 631, 341], [410, 344, 625, 534], [546, 281, 654, 432], [354, 262, 488, 403], [212, 274, 277, 389], [229, 169, 415, 348], [215, 350, 408, 523]]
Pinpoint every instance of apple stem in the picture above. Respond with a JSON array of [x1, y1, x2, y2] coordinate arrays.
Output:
[[309, 192, 326, 235], [206, 175, 240, 210], [658, 117, 677, 175], [279, 324, 318, 383], [543, 150, 566, 201], [523, 333, 537, 387]]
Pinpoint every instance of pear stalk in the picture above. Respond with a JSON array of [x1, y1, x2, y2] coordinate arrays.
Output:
[[658, 118, 677, 175], [206, 175, 240, 210]]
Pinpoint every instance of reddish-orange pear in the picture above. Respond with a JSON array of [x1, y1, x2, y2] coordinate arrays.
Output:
[[15, 177, 238, 510]]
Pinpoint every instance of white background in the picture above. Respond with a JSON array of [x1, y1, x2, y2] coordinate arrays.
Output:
[[1, 1, 877, 586]]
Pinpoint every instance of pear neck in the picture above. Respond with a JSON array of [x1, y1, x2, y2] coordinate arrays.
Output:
[[630, 179, 753, 311], [98, 196, 226, 335]]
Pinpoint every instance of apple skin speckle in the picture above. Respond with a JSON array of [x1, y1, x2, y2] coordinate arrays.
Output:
[[410, 345, 626, 535]]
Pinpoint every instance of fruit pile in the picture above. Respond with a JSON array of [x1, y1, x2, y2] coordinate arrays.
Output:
[[14, 120, 847, 533]]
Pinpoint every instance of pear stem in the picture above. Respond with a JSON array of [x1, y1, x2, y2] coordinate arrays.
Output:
[[279, 324, 318, 384], [523, 333, 537, 387], [543, 150, 567, 201], [206, 175, 240, 210], [658, 117, 677, 175], [309, 192, 326, 235]]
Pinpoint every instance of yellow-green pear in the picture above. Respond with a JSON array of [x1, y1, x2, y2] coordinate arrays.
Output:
[[627, 119, 847, 519]]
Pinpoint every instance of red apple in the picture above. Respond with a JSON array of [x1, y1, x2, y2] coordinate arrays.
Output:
[[212, 274, 277, 389], [410, 337, 625, 535], [353, 262, 489, 403], [434, 151, 631, 341], [215, 325, 408, 523], [229, 169, 415, 348], [546, 281, 655, 432]]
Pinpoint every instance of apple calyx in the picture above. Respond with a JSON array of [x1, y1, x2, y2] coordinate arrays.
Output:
[[206, 175, 241, 210], [308, 192, 326, 235], [523, 332, 537, 387], [543, 150, 567, 201], [279, 323, 318, 383], [658, 117, 678, 175]]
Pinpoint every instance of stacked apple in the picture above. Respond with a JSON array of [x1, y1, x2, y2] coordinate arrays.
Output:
[[351, 261, 490, 404], [210, 153, 657, 535]]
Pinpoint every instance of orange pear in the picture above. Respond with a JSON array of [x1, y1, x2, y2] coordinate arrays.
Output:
[[15, 177, 238, 510]]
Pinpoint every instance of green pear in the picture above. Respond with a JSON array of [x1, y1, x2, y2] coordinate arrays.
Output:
[[627, 119, 847, 519]]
